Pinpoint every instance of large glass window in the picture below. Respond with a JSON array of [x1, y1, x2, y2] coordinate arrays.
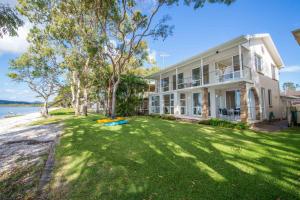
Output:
[[268, 89, 272, 107], [151, 96, 160, 113], [193, 93, 202, 115], [177, 73, 184, 89], [192, 67, 201, 86], [163, 94, 174, 114], [226, 90, 240, 109], [179, 93, 186, 115], [271, 64, 276, 80], [161, 77, 169, 92]]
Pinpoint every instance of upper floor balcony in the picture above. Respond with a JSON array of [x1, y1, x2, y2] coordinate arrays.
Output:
[[157, 66, 252, 92], [147, 42, 254, 93]]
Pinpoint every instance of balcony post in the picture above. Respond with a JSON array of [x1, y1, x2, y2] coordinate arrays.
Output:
[[201, 58, 204, 85], [176, 68, 178, 90], [239, 45, 243, 78], [159, 74, 162, 93]]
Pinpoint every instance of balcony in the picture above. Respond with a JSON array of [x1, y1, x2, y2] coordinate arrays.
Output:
[[158, 66, 252, 92]]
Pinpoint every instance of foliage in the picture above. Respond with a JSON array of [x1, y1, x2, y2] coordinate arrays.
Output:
[[199, 118, 248, 129], [282, 82, 300, 92], [116, 74, 148, 116], [160, 114, 177, 120], [53, 85, 72, 108], [44, 111, 300, 199], [14, 0, 236, 118], [8, 27, 63, 117], [0, 3, 23, 38]]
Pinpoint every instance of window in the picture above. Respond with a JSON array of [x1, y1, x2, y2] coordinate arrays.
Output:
[[172, 75, 176, 90], [255, 54, 263, 72], [177, 73, 184, 89], [233, 55, 241, 71], [151, 96, 160, 113], [268, 89, 272, 107], [271, 64, 276, 80], [179, 93, 186, 115], [163, 94, 174, 114], [192, 67, 201, 86], [161, 77, 169, 92], [193, 93, 202, 115]]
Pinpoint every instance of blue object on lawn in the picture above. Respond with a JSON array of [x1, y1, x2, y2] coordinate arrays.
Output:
[[104, 120, 128, 126]]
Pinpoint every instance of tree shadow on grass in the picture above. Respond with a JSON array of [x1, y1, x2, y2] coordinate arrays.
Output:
[[49, 115, 300, 200]]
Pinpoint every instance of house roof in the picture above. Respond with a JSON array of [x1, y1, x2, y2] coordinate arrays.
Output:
[[292, 29, 300, 45], [147, 33, 284, 79]]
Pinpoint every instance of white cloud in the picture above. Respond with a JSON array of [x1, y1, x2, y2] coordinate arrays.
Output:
[[281, 65, 300, 73], [0, 21, 31, 54], [4, 89, 16, 93]]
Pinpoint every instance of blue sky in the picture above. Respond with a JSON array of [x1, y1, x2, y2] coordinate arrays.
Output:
[[0, 0, 300, 101]]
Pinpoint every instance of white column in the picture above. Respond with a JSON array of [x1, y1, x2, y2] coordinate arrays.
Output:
[[209, 88, 217, 118], [149, 95, 152, 114], [201, 58, 204, 85], [159, 74, 162, 93], [176, 68, 178, 90], [239, 45, 243, 78], [160, 94, 163, 114], [174, 92, 178, 115]]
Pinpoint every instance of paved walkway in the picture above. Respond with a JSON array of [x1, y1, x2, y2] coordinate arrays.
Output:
[[251, 120, 289, 132]]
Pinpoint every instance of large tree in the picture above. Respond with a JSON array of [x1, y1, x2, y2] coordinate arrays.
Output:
[[9, 28, 63, 117]]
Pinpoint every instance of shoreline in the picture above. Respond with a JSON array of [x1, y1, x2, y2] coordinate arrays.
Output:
[[0, 108, 58, 134]]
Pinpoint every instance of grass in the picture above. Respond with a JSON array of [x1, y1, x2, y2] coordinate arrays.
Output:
[[46, 110, 300, 200]]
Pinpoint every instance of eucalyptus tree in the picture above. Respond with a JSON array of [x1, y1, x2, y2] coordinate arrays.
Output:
[[94, 0, 235, 118], [9, 28, 63, 117]]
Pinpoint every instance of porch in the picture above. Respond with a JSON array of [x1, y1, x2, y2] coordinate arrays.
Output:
[[149, 81, 262, 123]]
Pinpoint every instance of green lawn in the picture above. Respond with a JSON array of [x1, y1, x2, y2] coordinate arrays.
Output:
[[48, 110, 300, 200]]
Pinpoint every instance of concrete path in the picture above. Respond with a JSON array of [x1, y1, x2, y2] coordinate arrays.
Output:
[[251, 120, 289, 132]]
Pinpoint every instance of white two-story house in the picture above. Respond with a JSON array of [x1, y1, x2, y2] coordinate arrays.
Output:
[[147, 34, 283, 123]]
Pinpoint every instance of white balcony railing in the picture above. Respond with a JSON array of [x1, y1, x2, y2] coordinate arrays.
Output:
[[156, 66, 252, 92]]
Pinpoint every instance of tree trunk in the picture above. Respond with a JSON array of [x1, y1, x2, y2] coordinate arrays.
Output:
[[81, 58, 90, 116], [96, 91, 101, 113], [111, 78, 120, 119], [107, 80, 112, 116], [71, 71, 76, 109], [42, 100, 49, 118], [74, 73, 81, 116], [82, 87, 88, 116]]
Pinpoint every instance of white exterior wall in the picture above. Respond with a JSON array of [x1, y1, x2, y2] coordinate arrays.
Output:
[[148, 35, 283, 122], [249, 38, 281, 119]]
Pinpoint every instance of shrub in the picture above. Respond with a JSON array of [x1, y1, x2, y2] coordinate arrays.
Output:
[[198, 120, 210, 125], [199, 118, 248, 130], [161, 114, 176, 120], [149, 114, 161, 118]]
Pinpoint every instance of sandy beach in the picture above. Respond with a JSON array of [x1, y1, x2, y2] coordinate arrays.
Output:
[[0, 109, 62, 176]]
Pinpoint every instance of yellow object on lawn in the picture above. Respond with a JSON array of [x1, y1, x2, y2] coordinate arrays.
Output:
[[97, 117, 125, 123]]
